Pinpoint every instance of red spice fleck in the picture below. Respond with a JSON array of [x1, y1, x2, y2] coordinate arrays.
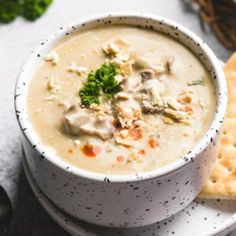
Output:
[[185, 105, 193, 113], [92, 146, 102, 155], [139, 149, 145, 155], [129, 128, 143, 140], [177, 97, 182, 103], [67, 148, 73, 154], [149, 138, 159, 148], [116, 155, 125, 163], [80, 144, 102, 158], [180, 105, 193, 114], [221, 136, 229, 145]]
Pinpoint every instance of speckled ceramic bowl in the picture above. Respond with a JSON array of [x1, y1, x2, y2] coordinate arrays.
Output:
[[15, 12, 227, 228]]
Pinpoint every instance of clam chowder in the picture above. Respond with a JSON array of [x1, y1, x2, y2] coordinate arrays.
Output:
[[27, 26, 216, 175]]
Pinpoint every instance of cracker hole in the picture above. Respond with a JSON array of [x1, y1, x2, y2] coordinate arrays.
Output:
[[218, 154, 222, 159], [223, 130, 227, 135], [210, 177, 217, 184]]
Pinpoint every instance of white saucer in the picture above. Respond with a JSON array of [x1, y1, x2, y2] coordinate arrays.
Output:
[[23, 157, 236, 236]]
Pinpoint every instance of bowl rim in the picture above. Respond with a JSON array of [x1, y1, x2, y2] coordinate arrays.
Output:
[[15, 12, 228, 183]]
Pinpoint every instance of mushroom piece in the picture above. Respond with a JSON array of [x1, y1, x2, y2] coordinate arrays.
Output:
[[166, 57, 175, 73], [140, 69, 154, 82], [63, 105, 114, 140]]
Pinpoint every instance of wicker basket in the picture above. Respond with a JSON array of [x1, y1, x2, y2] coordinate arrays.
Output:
[[193, 0, 236, 49]]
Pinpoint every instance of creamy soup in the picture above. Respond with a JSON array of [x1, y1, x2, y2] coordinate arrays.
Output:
[[27, 25, 216, 175]]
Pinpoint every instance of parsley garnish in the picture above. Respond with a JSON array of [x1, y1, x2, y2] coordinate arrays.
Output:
[[0, 1, 20, 23], [187, 79, 204, 86], [0, 0, 53, 23], [79, 63, 120, 107], [22, 0, 53, 21]]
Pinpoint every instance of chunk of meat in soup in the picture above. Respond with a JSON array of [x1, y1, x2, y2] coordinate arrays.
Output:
[[64, 105, 114, 140]]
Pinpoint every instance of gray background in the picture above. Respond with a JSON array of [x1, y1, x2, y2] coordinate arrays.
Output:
[[0, 0, 234, 235]]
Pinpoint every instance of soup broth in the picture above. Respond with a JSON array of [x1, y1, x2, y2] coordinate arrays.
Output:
[[27, 25, 216, 175]]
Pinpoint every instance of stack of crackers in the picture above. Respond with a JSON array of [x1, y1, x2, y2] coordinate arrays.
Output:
[[200, 53, 236, 199]]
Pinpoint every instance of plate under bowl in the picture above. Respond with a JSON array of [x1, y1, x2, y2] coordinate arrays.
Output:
[[23, 155, 236, 236]]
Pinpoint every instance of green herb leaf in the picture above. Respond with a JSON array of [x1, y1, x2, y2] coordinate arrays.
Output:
[[187, 79, 203, 86], [21, 0, 53, 21], [79, 63, 120, 107], [0, 1, 20, 23], [0, 0, 53, 23]]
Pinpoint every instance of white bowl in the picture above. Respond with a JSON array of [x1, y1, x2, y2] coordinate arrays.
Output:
[[15, 12, 227, 228]]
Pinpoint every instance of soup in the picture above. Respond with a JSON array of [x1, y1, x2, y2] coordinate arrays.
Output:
[[27, 25, 216, 175]]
